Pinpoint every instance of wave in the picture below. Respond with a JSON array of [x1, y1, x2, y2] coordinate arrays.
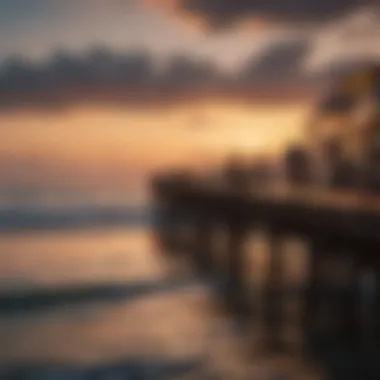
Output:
[[0, 277, 196, 315], [0, 205, 151, 232]]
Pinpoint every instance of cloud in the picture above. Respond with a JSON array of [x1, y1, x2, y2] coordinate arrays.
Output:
[[0, 49, 155, 109], [240, 38, 310, 85], [73, 0, 379, 28], [0, 49, 225, 111], [0, 42, 374, 111], [305, 8, 380, 71], [145, 0, 378, 29], [140, 0, 379, 30]]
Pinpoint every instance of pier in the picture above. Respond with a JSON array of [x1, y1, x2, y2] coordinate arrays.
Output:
[[151, 172, 380, 378]]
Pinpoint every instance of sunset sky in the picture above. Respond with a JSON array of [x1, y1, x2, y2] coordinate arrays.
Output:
[[1, 0, 379, 206]]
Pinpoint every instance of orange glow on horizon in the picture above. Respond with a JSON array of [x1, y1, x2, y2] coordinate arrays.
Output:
[[0, 100, 312, 199]]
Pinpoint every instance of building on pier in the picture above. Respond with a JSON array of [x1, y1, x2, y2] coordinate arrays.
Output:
[[284, 63, 380, 191]]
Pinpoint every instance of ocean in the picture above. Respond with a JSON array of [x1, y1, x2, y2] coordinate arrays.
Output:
[[0, 207, 318, 379]]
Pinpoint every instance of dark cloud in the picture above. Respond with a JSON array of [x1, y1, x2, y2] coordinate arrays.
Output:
[[240, 39, 310, 85], [0, 49, 158, 110], [0, 49, 226, 110], [0, 43, 367, 111], [180, 0, 375, 27], [161, 55, 221, 86], [314, 58, 370, 81]]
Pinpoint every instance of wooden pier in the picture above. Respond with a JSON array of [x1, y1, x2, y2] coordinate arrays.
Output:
[[151, 172, 380, 378]]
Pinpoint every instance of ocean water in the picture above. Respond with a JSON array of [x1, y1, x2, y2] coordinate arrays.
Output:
[[0, 219, 321, 379]]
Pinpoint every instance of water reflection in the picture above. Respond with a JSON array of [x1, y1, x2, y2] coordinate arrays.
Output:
[[0, 224, 370, 379], [0, 228, 161, 288], [1, 227, 283, 379]]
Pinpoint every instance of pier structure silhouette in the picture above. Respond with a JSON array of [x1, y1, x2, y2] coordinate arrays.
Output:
[[151, 169, 380, 379]]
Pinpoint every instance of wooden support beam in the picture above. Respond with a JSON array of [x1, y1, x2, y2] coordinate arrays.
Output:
[[339, 250, 361, 349], [153, 202, 190, 260], [192, 215, 214, 278], [303, 239, 320, 332], [359, 254, 380, 350], [225, 220, 250, 318], [152, 202, 176, 254], [302, 239, 362, 353], [373, 266, 380, 350], [302, 237, 327, 354], [263, 230, 285, 352]]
